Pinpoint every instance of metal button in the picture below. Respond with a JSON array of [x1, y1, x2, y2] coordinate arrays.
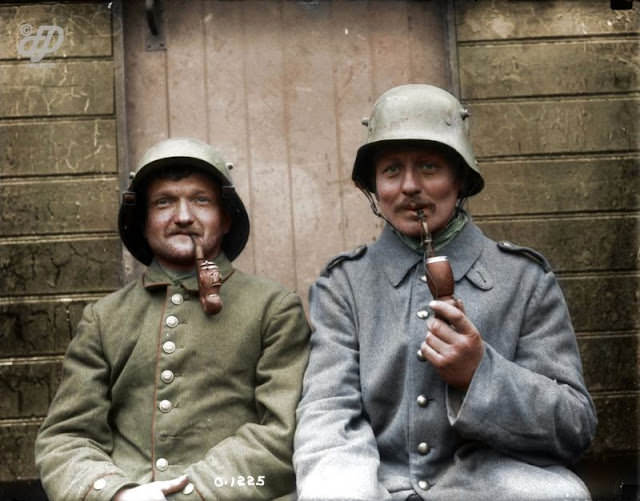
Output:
[[183, 483, 194, 495], [93, 478, 106, 491], [418, 480, 429, 490], [416, 310, 429, 319], [416, 349, 426, 361], [158, 399, 173, 412], [418, 442, 429, 455], [161, 370, 175, 383], [416, 395, 428, 407], [420, 275, 427, 283], [166, 315, 179, 328], [163, 341, 176, 354], [156, 457, 169, 471], [171, 293, 184, 305]]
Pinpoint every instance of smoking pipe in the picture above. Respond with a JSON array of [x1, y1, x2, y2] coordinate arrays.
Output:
[[417, 210, 456, 304], [190, 235, 223, 315]]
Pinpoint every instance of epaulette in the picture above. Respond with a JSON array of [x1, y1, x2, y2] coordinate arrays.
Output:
[[321, 245, 367, 277], [497, 241, 552, 273]]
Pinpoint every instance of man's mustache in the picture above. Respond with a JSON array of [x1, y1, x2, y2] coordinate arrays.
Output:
[[396, 200, 436, 213]]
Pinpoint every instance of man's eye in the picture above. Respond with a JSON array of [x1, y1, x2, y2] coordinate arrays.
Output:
[[153, 198, 170, 207], [195, 196, 212, 204], [383, 164, 401, 175], [419, 163, 436, 171]]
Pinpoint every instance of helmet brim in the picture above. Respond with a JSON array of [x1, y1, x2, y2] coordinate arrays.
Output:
[[352, 139, 484, 198]]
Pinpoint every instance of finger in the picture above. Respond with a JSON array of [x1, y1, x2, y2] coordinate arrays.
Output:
[[425, 329, 451, 354], [160, 475, 190, 495], [429, 300, 475, 336], [420, 340, 443, 364], [426, 317, 459, 345]]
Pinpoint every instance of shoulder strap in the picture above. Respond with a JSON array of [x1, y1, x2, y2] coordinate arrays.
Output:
[[321, 245, 368, 277], [497, 241, 552, 273]]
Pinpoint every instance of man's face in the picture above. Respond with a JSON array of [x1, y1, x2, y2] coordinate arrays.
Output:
[[144, 172, 230, 271], [374, 145, 461, 238]]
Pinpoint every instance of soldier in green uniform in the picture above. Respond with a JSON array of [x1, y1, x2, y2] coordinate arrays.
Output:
[[36, 138, 310, 501]]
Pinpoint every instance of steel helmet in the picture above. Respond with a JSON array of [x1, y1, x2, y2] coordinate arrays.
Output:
[[118, 137, 250, 265], [352, 84, 484, 197]]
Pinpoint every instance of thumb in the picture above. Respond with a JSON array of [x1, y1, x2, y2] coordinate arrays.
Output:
[[159, 475, 190, 495]]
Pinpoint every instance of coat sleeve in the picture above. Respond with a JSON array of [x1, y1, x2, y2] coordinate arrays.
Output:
[[34, 303, 139, 501], [293, 272, 392, 501], [447, 268, 597, 464], [183, 291, 310, 501]]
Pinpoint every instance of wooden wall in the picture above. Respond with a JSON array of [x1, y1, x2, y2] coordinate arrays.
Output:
[[0, 2, 119, 481], [455, 0, 639, 493], [123, 0, 451, 297]]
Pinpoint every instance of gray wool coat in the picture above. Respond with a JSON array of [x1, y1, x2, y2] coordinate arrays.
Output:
[[294, 222, 597, 501]]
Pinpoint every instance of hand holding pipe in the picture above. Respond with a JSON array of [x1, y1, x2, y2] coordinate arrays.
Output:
[[190, 235, 223, 315]]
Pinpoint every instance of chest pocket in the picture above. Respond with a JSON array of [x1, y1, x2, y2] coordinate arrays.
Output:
[[465, 261, 494, 291]]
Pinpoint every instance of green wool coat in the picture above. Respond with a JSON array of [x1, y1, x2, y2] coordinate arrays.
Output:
[[35, 253, 310, 501]]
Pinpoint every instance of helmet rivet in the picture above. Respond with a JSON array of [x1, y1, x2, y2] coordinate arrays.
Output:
[[225, 162, 234, 171], [361, 117, 369, 127], [129, 170, 136, 180]]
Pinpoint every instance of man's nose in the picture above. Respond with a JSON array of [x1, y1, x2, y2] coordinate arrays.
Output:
[[401, 167, 421, 195], [174, 199, 194, 225]]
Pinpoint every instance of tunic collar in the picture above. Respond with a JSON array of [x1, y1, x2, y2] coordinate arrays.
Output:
[[373, 222, 485, 288], [142, 252, 233, 292]]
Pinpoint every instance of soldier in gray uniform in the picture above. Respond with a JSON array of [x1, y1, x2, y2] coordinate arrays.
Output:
[[293, 84, 596, 500]]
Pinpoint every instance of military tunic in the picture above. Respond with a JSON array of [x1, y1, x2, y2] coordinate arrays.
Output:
[[294, 222, 596, 500], [36, 253, 310, 501]]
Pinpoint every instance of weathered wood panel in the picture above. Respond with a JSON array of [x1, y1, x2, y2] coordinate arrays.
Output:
[[0, 361, 61, 419], [561, 275, 640, 332], [241, 2, 295, 286], [471, 157, 640, 215], [166, 0, 208, 140], [0, 3, 111, 60], [470, 98, 639, 157], [0, 119, 117, 178], [460, 40, 639, 99], [122, 1, 168, 170], [0, 179, 119, 235], [477, 215, 639, 273], [202, 1, 255, 276], [368, 1, 411, 97], [283, 2, 345, 295], [331, 1, 380, 250], [456, 0, 640, 41], [0, 299, 89, 357], [590, 394, 640, 455], [0, 238, 122, 296], [0, 60, 113, 118], [579, 335, 640, 392], [0, 422, 40, 480]]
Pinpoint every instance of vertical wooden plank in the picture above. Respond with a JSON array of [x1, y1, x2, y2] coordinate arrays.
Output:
[[330, 0, 381, 249], [203, 1, 254, 273], [123, 0, 169, 168], [166, 0, 208, 140], [407, 1, 449, 88], [282, 2, 343, 295], [368, 1, 411, 98], [241, 2, 295, 288]]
